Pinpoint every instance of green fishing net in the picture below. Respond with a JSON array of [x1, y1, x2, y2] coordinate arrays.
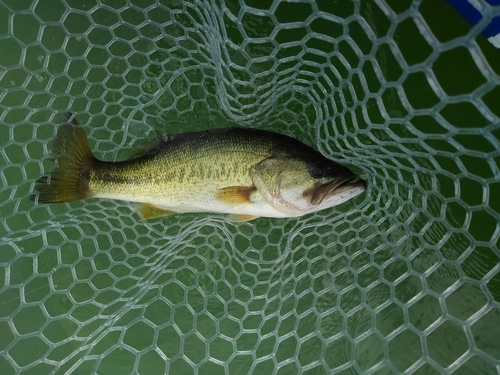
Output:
[[1, 0, 499, 374]]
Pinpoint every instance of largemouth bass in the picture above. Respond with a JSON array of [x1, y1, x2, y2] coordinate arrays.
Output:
[[31, 113, 366, 221]]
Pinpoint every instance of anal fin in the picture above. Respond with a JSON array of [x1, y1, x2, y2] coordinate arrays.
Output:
[[137, 203, 177, 220]]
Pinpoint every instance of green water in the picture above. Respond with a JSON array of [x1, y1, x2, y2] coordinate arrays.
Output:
[[1, 0, 500, 374]]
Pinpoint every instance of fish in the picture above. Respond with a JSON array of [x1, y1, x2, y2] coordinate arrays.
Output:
[[31, 113, 366, 222]]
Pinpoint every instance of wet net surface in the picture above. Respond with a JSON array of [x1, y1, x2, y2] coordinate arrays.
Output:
[[1, 0, 500, 374]]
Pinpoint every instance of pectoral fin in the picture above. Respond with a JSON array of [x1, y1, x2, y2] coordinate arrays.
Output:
[[215, 186, 256, 205], [226, 214, 259, 222], [137, 203, 177, 220]]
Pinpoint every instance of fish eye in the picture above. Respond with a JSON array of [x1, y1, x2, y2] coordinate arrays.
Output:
[[308, 162, 328, 179]]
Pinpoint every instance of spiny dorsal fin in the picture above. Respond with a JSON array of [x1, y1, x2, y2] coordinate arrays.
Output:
[[130, 128, 237, 159]]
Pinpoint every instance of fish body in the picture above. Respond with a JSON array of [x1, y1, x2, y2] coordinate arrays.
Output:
[[32, 113, 366, 221]]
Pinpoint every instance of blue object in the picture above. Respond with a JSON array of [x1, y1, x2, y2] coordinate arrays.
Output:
[[445, 0, 500, 47]]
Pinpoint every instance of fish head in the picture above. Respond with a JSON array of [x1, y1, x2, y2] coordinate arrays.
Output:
[[253, 156, 366, 216]]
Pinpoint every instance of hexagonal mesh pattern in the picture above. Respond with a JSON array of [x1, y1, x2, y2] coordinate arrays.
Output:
[[1, 0, 500, 374]]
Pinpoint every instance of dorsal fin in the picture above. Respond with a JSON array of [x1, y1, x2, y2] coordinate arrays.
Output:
[[130, 138, 165, 159], [130, 128, 236, 159]]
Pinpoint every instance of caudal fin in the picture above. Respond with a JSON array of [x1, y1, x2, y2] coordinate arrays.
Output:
[[31, 113, 95, 203]]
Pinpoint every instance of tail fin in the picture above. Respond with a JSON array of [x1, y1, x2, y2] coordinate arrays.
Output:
[[31, 113, 95, 203]]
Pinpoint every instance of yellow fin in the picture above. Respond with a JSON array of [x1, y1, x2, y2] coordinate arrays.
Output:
[[227, 214, 259, 222], [137, 203, 177, 220], [216, 186, 256, 205], [31, 112, 95, 203]]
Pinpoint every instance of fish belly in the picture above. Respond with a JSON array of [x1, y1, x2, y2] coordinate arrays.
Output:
[[94, 181, 292, 218]]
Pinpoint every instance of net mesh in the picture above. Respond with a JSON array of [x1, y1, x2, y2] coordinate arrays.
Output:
[[1, 0, 500, 374]]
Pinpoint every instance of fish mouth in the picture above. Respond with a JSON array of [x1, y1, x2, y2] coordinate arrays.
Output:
[[310, 174, 367, 205]]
